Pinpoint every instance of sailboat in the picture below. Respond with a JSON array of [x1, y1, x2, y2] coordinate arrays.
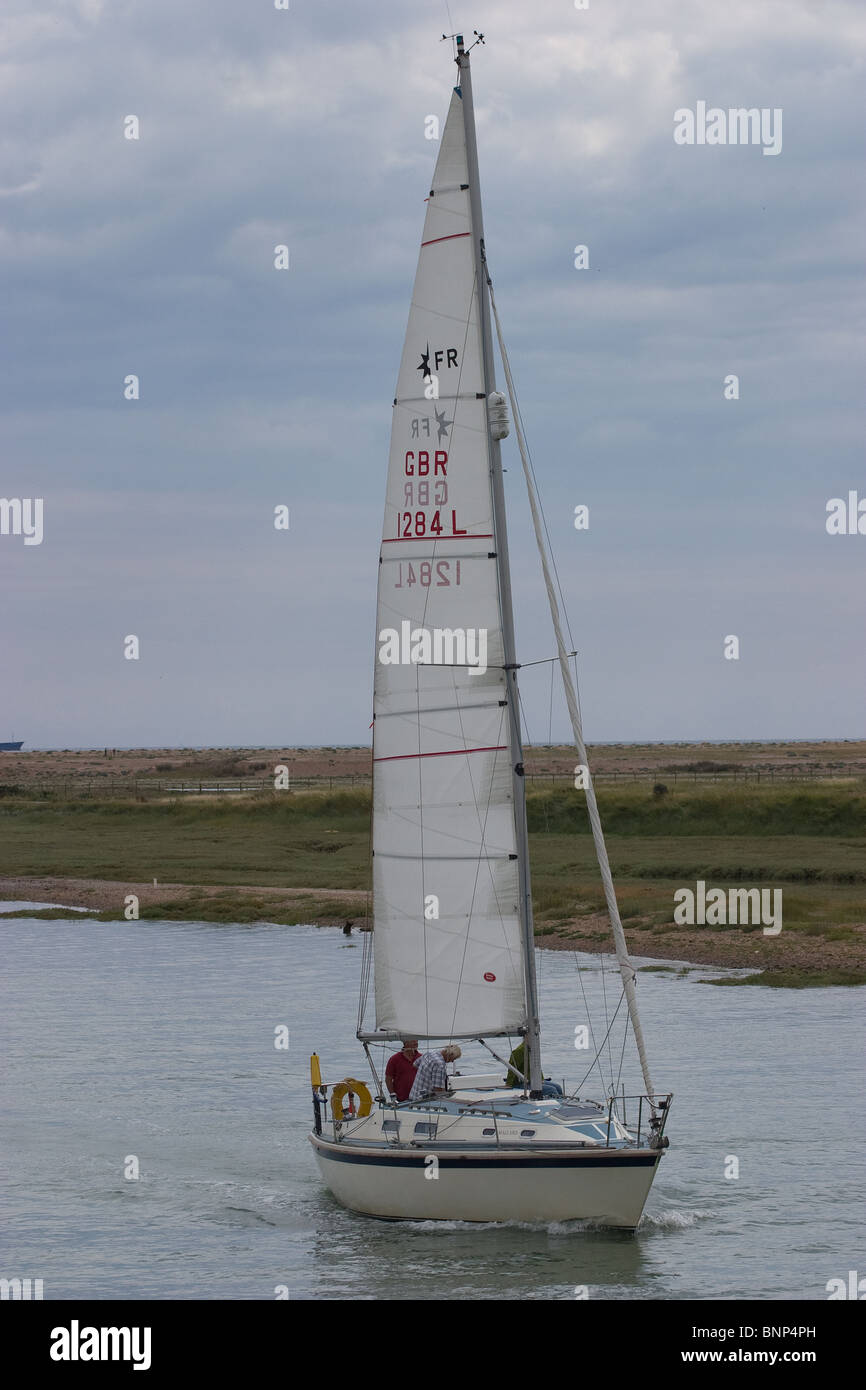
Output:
[[309, 34, 671, 1228]]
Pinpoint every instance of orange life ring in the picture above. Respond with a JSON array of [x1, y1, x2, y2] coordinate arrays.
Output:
[[330, 1078, 372, 1123]]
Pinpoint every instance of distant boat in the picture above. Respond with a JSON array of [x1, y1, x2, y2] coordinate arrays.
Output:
[[308, 34, 672, 1229], [0, 740, 23, 751]]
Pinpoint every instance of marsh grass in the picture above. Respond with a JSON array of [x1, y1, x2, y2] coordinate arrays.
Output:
[[703, 969, 866, 988], [2, 786, 863, 945]]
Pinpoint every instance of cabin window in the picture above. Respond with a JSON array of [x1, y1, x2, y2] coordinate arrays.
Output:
[[413, 1122, 437, 1137], [520, 1129, 536, 1137], [482, 1128, 495, 1136]]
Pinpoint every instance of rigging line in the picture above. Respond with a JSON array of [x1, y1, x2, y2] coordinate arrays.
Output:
[[364, 928, 374, 1029], [599, 948, 614, 1093], [514, 678, 533, 754], [356, 933, 364, 1032], [514, 674, 549, 833], [512, 664, 550, 832], [548, 656, 554, 748], [359, 904, 376, 1033], [357, 920, 370, 1032], [488, 275, 655, 1098], [485, 266, 578, 655], [574, 989, 627, 1093], [614, 992, 630, 1100], [571, 654, 588, 768], [414, 659, 430, 1039], [481, 340, 540, 1062], [358, 735, 377, 1033], [574, 951, 606, 1093], [445, 679, 492, 1040], [519, 652, 577, 671], [508, 356, 578, 655]]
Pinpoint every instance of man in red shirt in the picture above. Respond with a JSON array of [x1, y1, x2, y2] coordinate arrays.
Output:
[[385, 1039, 421, 1103]]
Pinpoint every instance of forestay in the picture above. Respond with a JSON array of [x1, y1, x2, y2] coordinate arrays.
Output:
[[371, 87, 525, 1039]]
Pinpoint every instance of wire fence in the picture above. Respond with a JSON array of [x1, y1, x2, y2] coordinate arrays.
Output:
[[0, 767, 860, 800]]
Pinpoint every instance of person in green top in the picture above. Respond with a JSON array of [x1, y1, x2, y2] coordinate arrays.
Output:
[[504, 1041, 526, 1087], [504, 1041, 563, 1096]]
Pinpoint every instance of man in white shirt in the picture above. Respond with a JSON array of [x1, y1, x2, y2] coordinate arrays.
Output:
[[408, 1044, 462, 1102]]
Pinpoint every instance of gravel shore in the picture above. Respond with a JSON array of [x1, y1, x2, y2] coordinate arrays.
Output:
[[3, 875, 862, 981]]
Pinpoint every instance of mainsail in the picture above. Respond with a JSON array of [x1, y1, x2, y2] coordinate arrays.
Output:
[[371, 87, 525, 1039]]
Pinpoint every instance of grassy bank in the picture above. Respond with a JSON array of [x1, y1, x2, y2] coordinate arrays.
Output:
[[1, 783, 864, 983]]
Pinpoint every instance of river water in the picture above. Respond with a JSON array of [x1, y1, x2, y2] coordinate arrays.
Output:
[[2, 915, 862, 1301]]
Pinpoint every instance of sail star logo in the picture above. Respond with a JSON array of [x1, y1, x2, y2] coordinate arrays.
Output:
[[408, 410, 452, 442], [434, 406, 453, 442], [417, 344, 460, 378]]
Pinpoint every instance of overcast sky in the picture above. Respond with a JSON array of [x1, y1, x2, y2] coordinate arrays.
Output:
[[2, 0, 864, 749]]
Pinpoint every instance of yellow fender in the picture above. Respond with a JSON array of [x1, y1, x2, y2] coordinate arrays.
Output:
[[331, 1078, 372, 1122]]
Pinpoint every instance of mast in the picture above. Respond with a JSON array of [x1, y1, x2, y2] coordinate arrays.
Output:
[[456, 35, 543, 1094]]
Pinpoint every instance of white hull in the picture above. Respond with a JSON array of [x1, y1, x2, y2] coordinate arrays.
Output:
[[310, 1134, 661, 1228]]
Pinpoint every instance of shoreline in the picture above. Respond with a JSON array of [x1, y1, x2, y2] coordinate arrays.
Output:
[[2, 875, 863, 987]]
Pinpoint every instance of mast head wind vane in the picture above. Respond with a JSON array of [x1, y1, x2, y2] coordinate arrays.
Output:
[[443, 31, 485, 63]]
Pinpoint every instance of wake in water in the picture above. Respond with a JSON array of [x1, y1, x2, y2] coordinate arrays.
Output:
[[639, 1207, 717, 1231], [399, 1207, 715, 1236]]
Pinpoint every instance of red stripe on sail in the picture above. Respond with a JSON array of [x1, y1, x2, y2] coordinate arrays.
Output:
[[374, 745, 506, 764], [420, 232, 472, 247], [381, 535, 492, 543]]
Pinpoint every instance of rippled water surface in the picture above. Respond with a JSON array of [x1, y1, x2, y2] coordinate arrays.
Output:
[[2, 916, 863, 1300]]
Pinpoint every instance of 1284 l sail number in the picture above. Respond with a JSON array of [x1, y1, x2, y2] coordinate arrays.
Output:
[[394, 560, 462, 588]]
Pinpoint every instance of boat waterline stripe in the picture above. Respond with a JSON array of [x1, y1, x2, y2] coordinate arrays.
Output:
[[421, 232, 472, 247], [373, 745, 506, 764], [312, 1143, 659, 1171]]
